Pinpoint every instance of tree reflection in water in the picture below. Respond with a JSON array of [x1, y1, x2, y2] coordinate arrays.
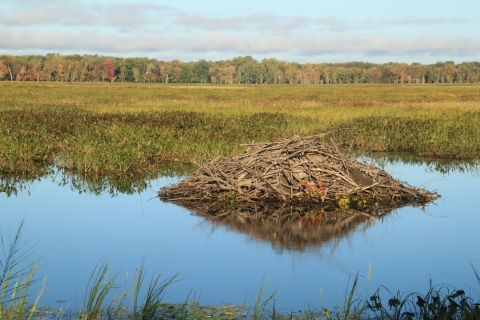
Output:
[[0, 163, 193, 197]]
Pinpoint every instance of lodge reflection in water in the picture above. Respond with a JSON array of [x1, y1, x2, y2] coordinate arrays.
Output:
[[180, 202, 391, 252]]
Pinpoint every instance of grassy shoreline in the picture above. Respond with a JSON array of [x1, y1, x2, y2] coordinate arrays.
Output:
[[1, 82, 480, 176], [2, 222, 479, 320]]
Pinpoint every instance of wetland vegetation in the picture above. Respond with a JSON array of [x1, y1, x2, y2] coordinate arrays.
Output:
[[1, 82, 479, 178], [1, 82, 480, 319]]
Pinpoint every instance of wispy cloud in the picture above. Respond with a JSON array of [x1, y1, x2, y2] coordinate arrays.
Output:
[[1, 27, 478, 59], [1, 2, 347, 34], [385, 17, 467, 25], [1, 0, 478, 62], [172, 13, 348, 33], [0, 0, 469, 35], [0, 2, 176, 28]]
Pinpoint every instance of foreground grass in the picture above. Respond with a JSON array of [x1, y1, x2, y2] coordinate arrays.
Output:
[[1, 82, 480, 176], [2, 222, 480, 319]]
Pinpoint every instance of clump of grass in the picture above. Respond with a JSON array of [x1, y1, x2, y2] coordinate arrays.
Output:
[[0, 220, 44, 320], [314, 272, 369, 320], [129, 259, 181, 319], [250, 275, 278, 320], [74, 258, 183, 320], [77, 259, 124, 320]]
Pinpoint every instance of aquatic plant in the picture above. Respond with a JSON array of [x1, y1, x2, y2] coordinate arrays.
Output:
[[367, 276, 480, 320], [0, 220, 44, 320], [251, 275, 278, 320], [315, 272, 369, 320]]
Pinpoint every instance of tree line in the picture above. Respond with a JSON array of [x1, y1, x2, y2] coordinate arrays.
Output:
[[1, 53, 479, 84]]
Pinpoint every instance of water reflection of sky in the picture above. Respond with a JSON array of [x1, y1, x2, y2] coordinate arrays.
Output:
[[1, 162, 479, 311]]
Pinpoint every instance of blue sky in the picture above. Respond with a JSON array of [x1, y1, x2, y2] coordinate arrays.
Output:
[[1, 0, 479, 63]]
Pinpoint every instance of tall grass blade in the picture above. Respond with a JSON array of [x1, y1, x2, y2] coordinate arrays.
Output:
[[252, 275, 278, 320], [0, 220, 41, 320], [131, 259, 145, 316], [472, 263, 480, 286], [81, 258, 122, 320], [141, 273, 179, 319]]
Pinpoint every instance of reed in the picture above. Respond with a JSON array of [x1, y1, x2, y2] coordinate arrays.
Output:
[[0, 220, 44, 320], [77, 259, 125, 320], [129, 259, 181, 320], [251, 275, 278, 320], [314, 272, 369, 320]]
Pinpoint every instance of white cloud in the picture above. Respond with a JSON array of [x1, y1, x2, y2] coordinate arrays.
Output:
[[0, 2, 176, 28], [0, 2, 348, 35], [171, 13, 348, 33], [1, 27, 478, 60], [1, 0, 478, 63], [385, 18, 467, 26]]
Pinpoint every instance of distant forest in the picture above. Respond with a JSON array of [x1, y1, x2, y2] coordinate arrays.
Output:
[[1, 54, 479, 84]]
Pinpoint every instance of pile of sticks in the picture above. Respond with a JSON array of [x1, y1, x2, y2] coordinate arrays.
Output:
[[158, 135, 438, 208]]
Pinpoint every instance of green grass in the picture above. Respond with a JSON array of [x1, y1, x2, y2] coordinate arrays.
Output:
[[0, 108, 302, 175], [1, 82, 480, 177]]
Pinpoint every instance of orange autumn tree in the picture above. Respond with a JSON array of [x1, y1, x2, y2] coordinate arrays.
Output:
[[4, 55, 15, 81]]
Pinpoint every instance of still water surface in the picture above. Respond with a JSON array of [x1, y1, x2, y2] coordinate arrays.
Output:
[[1, 159, 479, 311]]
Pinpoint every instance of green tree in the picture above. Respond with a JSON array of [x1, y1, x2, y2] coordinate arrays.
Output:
[[119, 65, 128, 82], [193, 59, 211, 83], [132, 68, 142, 83], [178, 64, 191, 83], [144, 63, 155, 83]]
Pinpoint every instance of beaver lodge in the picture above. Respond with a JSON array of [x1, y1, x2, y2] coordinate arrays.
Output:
[[158, 135, 438, 213]]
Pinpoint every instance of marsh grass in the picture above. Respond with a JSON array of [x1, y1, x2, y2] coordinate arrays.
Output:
[[0, 220, 44, 320], [0, 108, 299, 175], [331, 112, 480, 158], [250, 275, 278, 320], [311, 272, 369, 320], [129, 259, 181, 320], [1, 83, 480, 176], [78, 259, 124, 319]]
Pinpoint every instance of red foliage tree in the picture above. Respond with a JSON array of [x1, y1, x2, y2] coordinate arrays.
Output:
[[103, 60, 116, 82], [91, 65, 101, 80]]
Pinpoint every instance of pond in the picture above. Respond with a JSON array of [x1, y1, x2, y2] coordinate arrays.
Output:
[[1, 157, 479, 313]]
